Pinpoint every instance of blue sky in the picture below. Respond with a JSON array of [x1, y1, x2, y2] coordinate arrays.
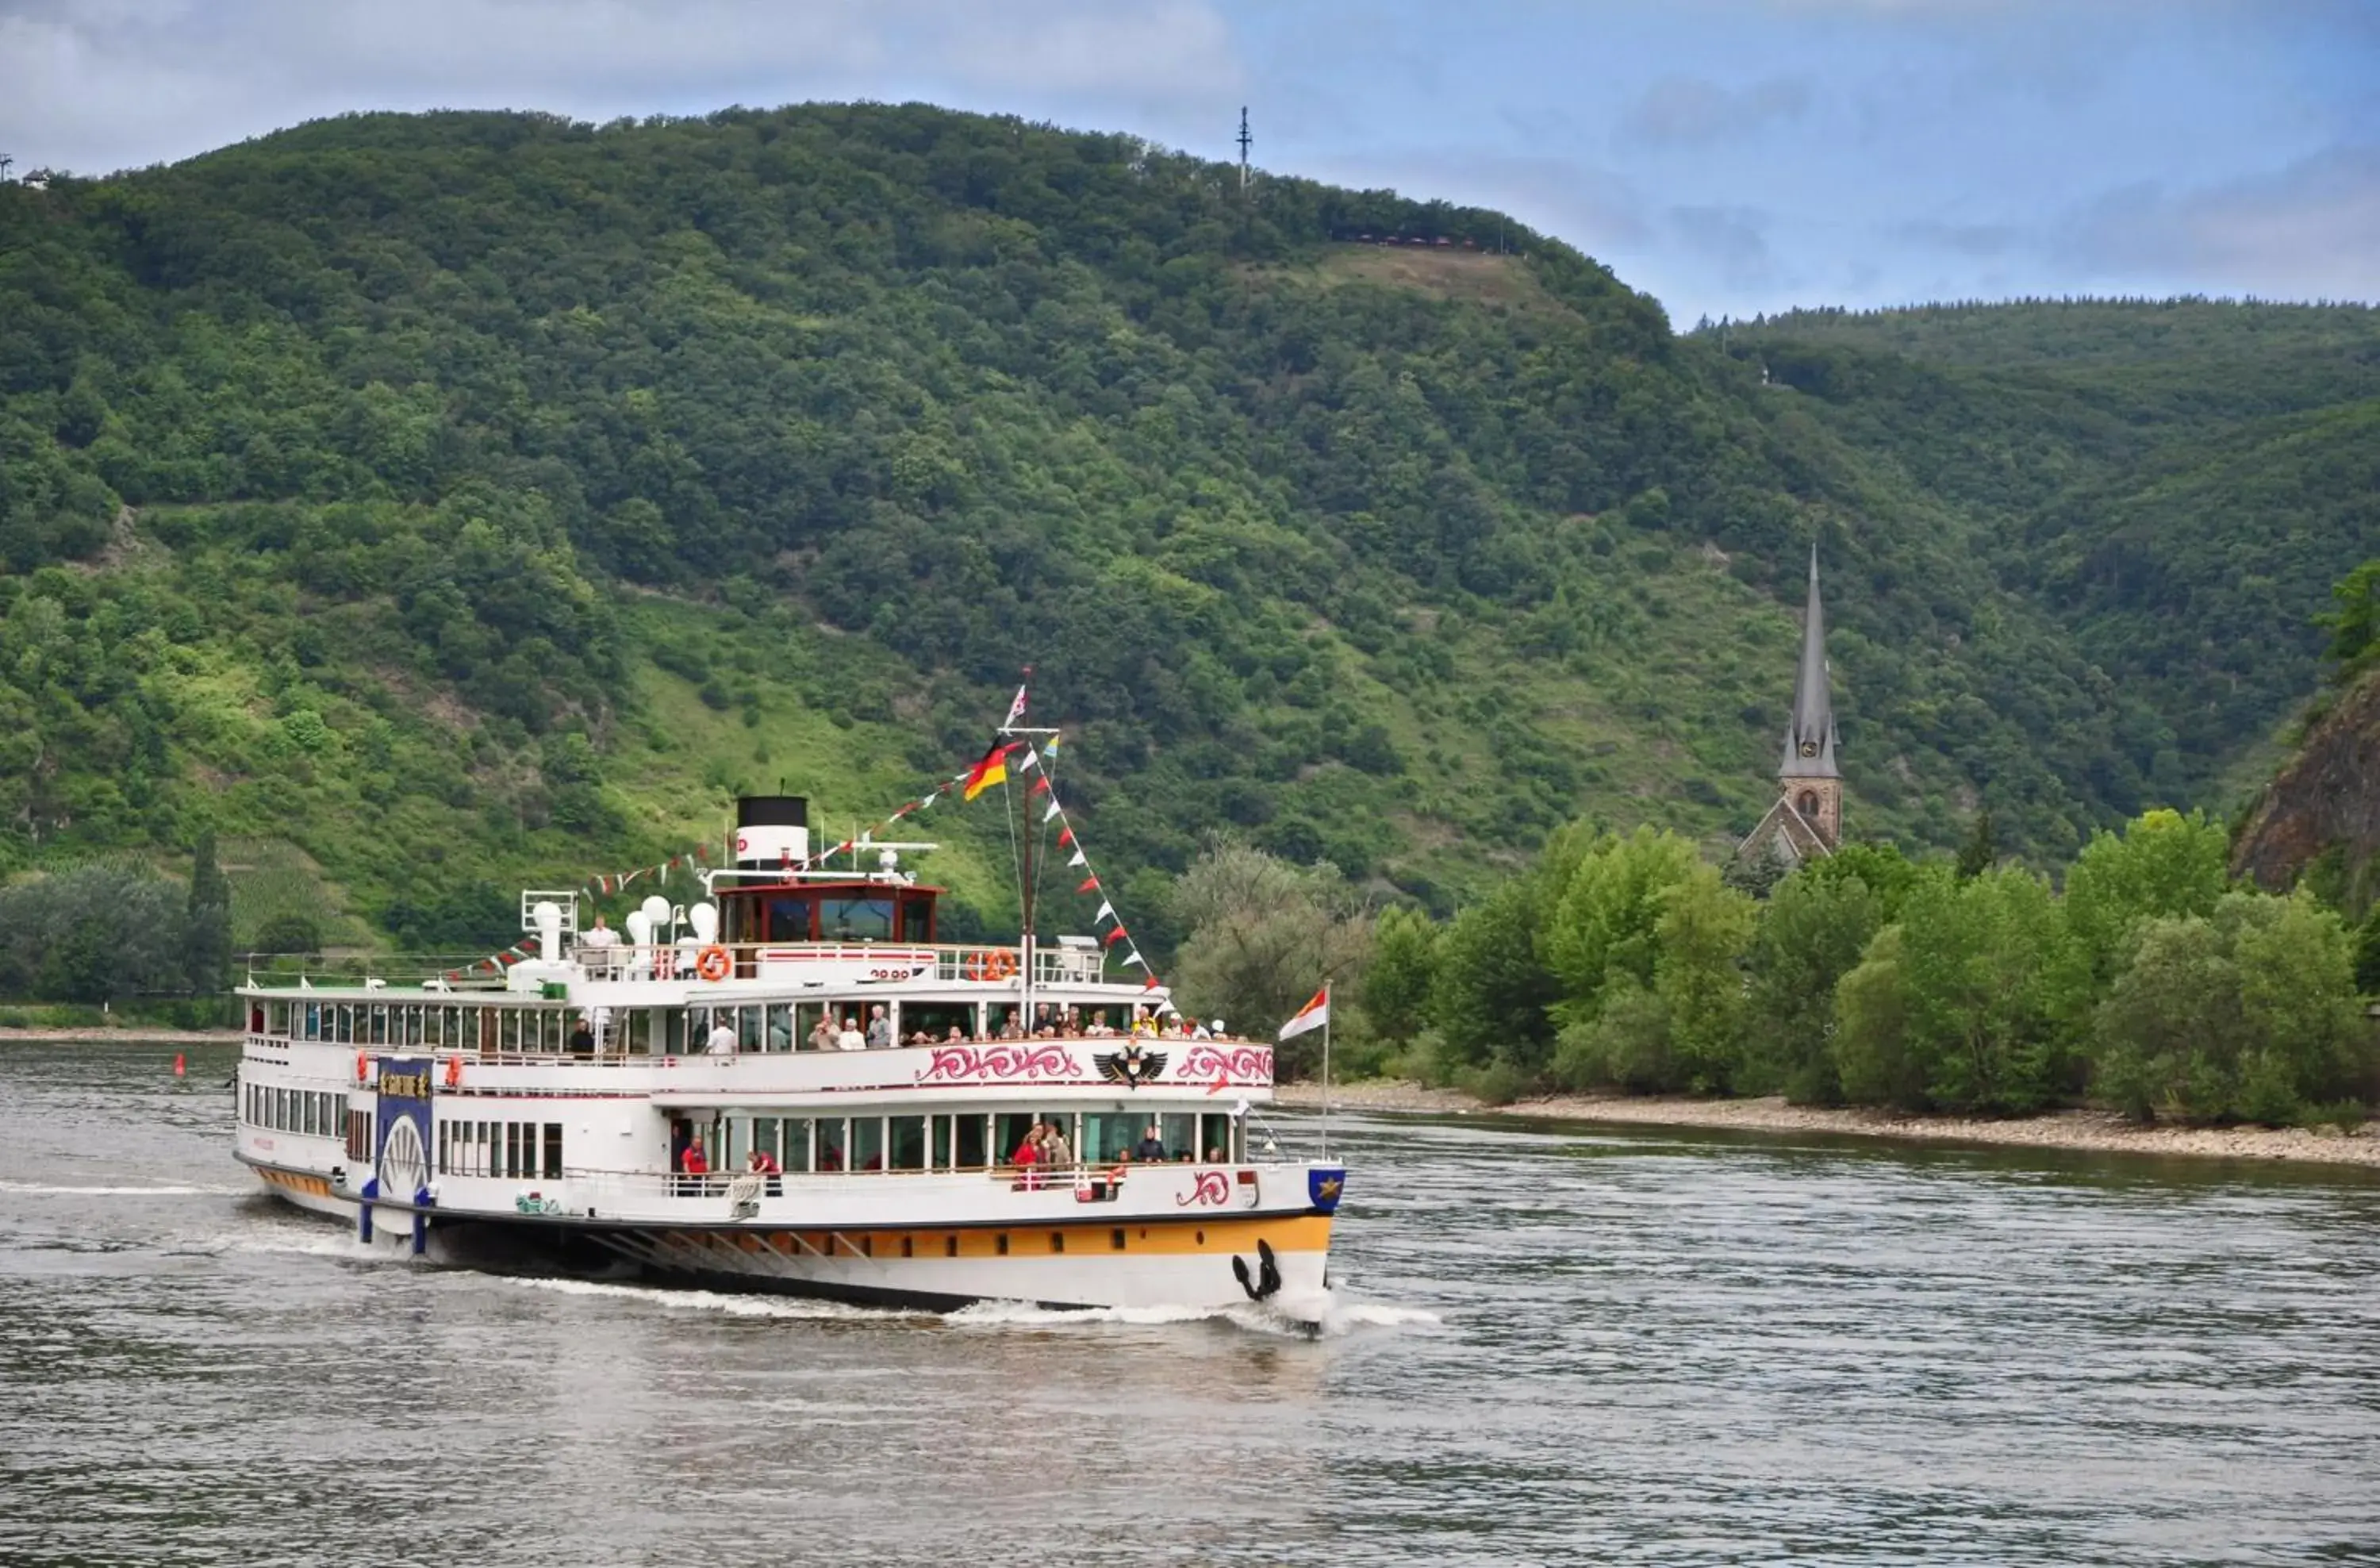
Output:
[[2, 0, 2373, 323]]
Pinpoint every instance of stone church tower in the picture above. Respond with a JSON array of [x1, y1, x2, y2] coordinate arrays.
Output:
[[1740, 547, 1842, 863]]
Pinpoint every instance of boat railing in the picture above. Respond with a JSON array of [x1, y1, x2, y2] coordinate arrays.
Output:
[[246, 940, 1111, 990], [324, 1029, 1236, 1067], [546, 1159, 1244, 1206]]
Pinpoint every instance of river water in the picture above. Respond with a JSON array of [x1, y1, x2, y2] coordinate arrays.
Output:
[[3, 1041, 2378, 1567]]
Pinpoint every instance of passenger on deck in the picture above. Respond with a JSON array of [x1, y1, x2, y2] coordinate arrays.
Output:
[[1010, 1124, 1045, 1189], [945, 1024, 966, 1043], [1040, 1119, 1072, 1169], [808, 1014, 838, 1053], [835, 1016, 866, 1051], [866, 1004, 893, 1049], [581, 913, 620, 974], [996, 1013, 1023, 1040], [702, 1013, 736, 1055], [1061, 1006, 1084, 1037], [568, 1015, 596, 1058], [1133, 1125, 1168, 1163], [747, 1146, 781, 1197], [681, 1136, 710, 1194]]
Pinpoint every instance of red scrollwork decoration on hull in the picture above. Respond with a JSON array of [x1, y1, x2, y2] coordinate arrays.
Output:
[[1176, 1044, 1273, 1085], [914, 1043, 1078, 1085], [1176, 1170, 1234, 1208]]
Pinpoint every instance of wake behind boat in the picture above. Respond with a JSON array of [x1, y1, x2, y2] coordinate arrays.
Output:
[[232, 709, 1346, 1317]]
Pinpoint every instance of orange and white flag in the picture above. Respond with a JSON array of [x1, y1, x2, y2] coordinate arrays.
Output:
[[1278, 986, 1330, 1040]]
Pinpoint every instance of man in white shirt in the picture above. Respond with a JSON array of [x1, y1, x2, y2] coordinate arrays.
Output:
[[703, 1013, 737, 1055], [865, 1004, 893, 1050], [580, 913, 621, 975], [835, 1016, 866, 1051]]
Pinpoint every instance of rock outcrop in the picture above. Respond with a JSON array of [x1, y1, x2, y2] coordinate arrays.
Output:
[[2232, 669, 2380, 900]]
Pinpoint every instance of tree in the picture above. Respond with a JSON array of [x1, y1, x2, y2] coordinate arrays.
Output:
[[2094, 892, 2369, 1124], [1359, 905, 1439, 1047], [2316, 558, 2380, 679], [1955, 809, 1998, 880], [1540, 825, 1702, 1022], [183, 829, 232, 993], [1741, 865, 1887, 1101], [1166, 837, 1373, 1079], [1833, 867, 2081, 1113], [2063, 807, 2231, 987], [1431, 877, 1562, 1076]]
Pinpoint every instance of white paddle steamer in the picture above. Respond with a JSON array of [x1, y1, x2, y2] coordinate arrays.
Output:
[[232, 790, 1344, 1315]]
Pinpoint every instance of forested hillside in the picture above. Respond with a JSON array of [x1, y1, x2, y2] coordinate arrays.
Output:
[[2, 104, 2374, 960]]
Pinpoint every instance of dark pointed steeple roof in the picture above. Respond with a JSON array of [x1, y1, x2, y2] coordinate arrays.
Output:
[[1781, 544, 1839, 779]]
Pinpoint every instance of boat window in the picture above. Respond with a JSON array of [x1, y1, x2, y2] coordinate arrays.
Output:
[[662, 1010, 687, 1057], [736, 1006, 762, 1053], [815, 1118, 847, 1172], [1161, 1114, 1196, 1162], [543, 1124, 563, 1181], [852, 1117, 885, 1173], [955, 1115, 988, 1170], [1083, 1113, 1144, 1163], [931, 1116, 953, 1168], [889, 1116, 927, 1171], [763, 1005, 794, 1053], [780, 1118, 814, 1173], [1201, 1113, 1235, 1163], [766, 897, 814, 942], [820, 897, 894, 942]]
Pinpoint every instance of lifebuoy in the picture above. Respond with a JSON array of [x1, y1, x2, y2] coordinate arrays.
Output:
[[985, 950, 1017, 981], [354, 1050, 368, 1084], [695, 944, 732, 982], [443, 1055, 462, 1089], [965, 951, 988, 982]]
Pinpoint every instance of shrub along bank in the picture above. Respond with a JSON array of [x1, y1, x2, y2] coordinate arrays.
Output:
[[1305, 805, 2378, 1128]]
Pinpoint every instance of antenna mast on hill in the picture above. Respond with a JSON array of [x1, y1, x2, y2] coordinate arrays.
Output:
[[1236, 106, 1251, 193]]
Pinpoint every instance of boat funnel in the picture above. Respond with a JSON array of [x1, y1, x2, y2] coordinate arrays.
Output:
[[735, 795, 809, 868]]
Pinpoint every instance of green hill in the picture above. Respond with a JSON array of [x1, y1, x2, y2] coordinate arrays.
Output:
[[2, 104, 2374, 957]]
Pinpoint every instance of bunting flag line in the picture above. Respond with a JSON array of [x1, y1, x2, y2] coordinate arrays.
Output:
[[1057, 826, 1074, 847], [1013, 747, 1039, 774], [1028, 774, 1050, 797], [1004, 681, 1028, 727], [1077, 875, 1099, 893]]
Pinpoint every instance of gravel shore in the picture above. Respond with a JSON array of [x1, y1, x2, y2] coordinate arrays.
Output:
[[1274, 1079, 2380, 1168]]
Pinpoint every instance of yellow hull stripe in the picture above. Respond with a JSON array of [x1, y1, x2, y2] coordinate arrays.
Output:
[[257, 1168, 334, 1199], [664, 1213, 1332, 1262]]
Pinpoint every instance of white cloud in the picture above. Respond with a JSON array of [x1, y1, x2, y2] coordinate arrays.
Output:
[[2063, 144, 2380, 299]]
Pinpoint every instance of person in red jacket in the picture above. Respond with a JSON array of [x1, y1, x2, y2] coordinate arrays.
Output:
[[680, 1136, 709, 1196], [1010, 1124, 1044, 1190], [747, 1146, 781, 1197]]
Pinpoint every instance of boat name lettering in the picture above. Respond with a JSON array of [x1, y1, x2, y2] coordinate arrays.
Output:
[[377, 1069, 432, 1101], [916, 1044, 1077, 1084]]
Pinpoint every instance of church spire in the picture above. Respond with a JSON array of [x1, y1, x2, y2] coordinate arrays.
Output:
[[1781, 544, 1838, 780]]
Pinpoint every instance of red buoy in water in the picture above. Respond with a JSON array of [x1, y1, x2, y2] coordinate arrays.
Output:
[[173, 1052, 186, 1078]]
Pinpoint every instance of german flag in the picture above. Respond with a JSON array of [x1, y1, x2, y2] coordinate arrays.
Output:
[[962, 741, 1012, 801]]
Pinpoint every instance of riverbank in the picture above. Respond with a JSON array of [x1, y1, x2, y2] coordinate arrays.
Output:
[[0, 1026, 238, 1045], [1276, 1079, 2380, 1168]]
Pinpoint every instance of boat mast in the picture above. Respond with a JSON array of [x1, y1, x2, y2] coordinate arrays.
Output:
[[999, 670, 1054, 1027]]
